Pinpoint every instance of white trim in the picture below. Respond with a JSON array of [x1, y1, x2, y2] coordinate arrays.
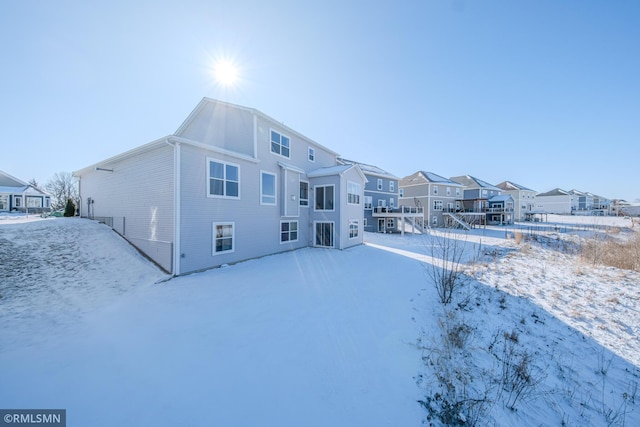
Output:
[[299, 180, 309, 207], [308, 146, 315, 162], [212, 221, 235, 255], [348, 219, 359, 239], [313, 221, 335, 248], [269, 128, 291, 159], [279, 220, 299, 244], [313, 184, 335, 212], [207, 157, 241, 199], [347, 180, 361, 205], [260, 170, 277, 206]]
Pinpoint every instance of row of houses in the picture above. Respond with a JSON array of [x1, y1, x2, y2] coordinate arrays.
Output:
[[71, 98, 623, 275]]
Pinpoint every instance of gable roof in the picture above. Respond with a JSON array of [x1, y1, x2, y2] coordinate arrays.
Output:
[[0, 170, 28, 187], [307, 164, 368, 183], [420, 171, 464, 185], [537, 188, 571, 197], [337, 158, 398, 179], [488, 194, 513, 203], [495, 180, 535, 192], [450, 175, 501, 191]]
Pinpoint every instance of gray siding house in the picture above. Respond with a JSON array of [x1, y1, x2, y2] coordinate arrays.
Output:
[[75, 98, 365, 275], [495, 181, 537, 221], [0, 170, 51, 214], [450, 175, 514, 225], [399, 171, 463, 228]]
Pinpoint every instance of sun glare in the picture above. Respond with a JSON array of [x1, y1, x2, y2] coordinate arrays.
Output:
[[213, 59, 239, 86]]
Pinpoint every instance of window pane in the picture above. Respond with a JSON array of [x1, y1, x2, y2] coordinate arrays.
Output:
[[211, 178, 224, 195], [226, 165, 238, 181], [291, 231, 298, 241], [282, 146, 289, 157], [226, 181, 239, 197], [271, 141, 279, 154], [326, 186, 334, 210], [271, 130, 279, 143], [210, 161, 224, 178], [315, 187, 324, 210]]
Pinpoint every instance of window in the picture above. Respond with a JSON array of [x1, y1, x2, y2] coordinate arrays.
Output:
[[433, 200, 443, 211], [433, 185, 438, 195], [270, 129, 290, 158], [446, 187, 451, 196], [308, 147, 315, 162], [280, 221, 298, 243], [315, 222, 334, 247], [14, 196, 21, 207], [347, 181, 361, 204], [27, 197, 42, 208], [447, 203, 454, 212], [455, 188, 461, 197], [349, 220, 359, 239], [260, 171, 276, 205], [299, 181, 309, 206], [389, 198, 395, 208], [315, 185, 334, 210], [399, 188, 404, 197], [364, 196, 372, 210], [377, 179, 383, 190], [213, 222, 234, 254], [482, 189, 488, 197], [432, 215, 438, 225], [208, 159, 239, 198], [389, 181, 395, 192], [386, 218, 395, 229]]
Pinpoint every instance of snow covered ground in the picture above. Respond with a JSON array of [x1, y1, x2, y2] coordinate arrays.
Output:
[[1, 215, 638, 426]]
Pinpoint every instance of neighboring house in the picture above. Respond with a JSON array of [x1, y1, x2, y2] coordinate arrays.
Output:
[[495, 181, 537, 221], [534, 188, 576, 214], [399, 171, 463, 228], [338, 158, 413, 233], [450, 175, 514, 225], [0, 170, 51, 214], [569, 189, 594, 213], [74, 98, 366, 275]]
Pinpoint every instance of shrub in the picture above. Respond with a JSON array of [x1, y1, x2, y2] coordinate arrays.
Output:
[[63, 198, 76, 217]]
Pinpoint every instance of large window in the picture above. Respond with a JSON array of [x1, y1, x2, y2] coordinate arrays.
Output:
[[315, 185, 334, 211], [261, 171, 276, 205], [281, 221, 298, 243], [208, 159, 239, 198], [270, 129, 290, 158], [27, 197, 42, 208], [299, 181, 309, 206], [349, 220, 359, 239], [347, 181, 360, 204], [213, 222, 234, 254]]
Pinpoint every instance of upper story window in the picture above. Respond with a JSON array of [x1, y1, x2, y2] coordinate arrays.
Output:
[[399, 188, 404, 197], [389, 181, 395, 192], [347, 181, 361, 204], [482, 189, 488, 197], [270, 129, 290, 158], [208, 159, 239, 198], [377, 179, 383, 190], [433, 185, 439, 195], [299, 181, 309, 206], [308, 147, 315, 162], [446, 187, 451, 196], [364, 196, 372, 210], [456, 188, 461, 197], [260, 171, 277, 205], [315, 185, 334, 211]]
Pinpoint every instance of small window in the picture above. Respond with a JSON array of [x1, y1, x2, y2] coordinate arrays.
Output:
[[456, 188, 461, 197], [348, 181, 361, 204], [308, 147, 315, 162], [364, 196, 372, 210], [432, 215, 438, 225], [260, 171, 277, 205], [270, 129, 290, 158], [315, 185, 334, 211], [14, 196, 22, 207], [446, 187, 451, 196], [389, 198, 395, 208], [389, 181, 395, 192], [433, 185, 438, 195], [349, 220, 359, 239], [399, 189, 404, 197], [208, 159, 239, 198], [213, 222, 234, 254], [377, 179, 383, 190], [280, 221, 298, 243], [299, 181, 309, 206]]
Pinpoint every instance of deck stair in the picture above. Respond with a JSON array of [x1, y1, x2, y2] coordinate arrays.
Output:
[[443, 213, 472, 230]]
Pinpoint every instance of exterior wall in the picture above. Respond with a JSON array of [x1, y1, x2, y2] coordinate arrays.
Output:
[[534, 195, 573, 214], [309, 173, 341, 247], [77, 144, 175, 272], [399, 175, 463, 228], [363, 173, 398, 232], [502, 190, 536, 221], [339, 167, 365, 248]]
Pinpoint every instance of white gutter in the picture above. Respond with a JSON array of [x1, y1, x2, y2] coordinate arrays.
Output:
[[166, 139, 181, 276]]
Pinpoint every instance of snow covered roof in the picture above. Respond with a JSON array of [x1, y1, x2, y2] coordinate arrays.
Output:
[[537, 188, 570, 197], [337, 158, 397, 179], [450, 175, 501, 191], [0, 185, 48, 196], [488, 195, 513, 203], [419, 171, 464, 185], [495, 180, 535, 192]]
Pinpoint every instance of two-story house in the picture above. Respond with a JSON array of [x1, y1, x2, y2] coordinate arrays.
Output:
[[74, 98, 366, 275], [399, 171, 463, 228], [534, 188, 577, 214], [495, 181, 537, 221], [0, 170, 51, 214], [450, 175, 514, 225]]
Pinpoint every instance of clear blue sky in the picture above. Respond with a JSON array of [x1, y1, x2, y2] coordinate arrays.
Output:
[[2, 0, 639, 201]]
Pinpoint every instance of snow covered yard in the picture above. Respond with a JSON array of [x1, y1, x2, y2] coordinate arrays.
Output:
[[1, 215, 639, 426]]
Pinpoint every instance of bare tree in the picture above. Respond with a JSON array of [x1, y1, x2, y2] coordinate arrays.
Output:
[[425, 229, 471, 305], [45, 172, 79, 210]]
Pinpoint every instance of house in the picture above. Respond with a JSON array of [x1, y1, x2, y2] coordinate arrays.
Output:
[[569, 189, 594, 214], [495, 181, 537, 221], [0, 170, 51, 214], [399, 171, 463, 228], [534, 188, 576, 214], [74, 98, 366, 275], [338, 158, 422, 234], [450, 175, 514, 225], [587, 193, 612, 216]]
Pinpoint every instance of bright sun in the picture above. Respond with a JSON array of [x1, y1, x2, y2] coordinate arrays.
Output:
[[213, 60, 239, 86]]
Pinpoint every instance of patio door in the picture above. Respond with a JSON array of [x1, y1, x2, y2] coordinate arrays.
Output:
[[315, 222, 334, 247]]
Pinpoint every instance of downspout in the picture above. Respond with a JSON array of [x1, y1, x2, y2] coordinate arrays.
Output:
[[168, 139, 181, 276]]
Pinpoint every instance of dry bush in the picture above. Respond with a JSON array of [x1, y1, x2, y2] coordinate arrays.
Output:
[[580, 233, 640, 272], [514, 231, 524, 245]]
